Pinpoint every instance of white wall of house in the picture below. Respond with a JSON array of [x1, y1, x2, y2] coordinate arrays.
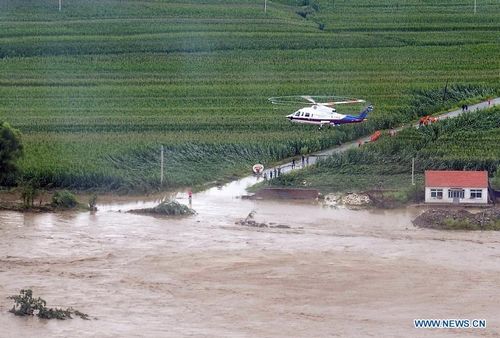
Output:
[[425, 187, 488, 204]]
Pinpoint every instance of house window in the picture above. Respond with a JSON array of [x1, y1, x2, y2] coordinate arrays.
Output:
[[448, 189, 464, 199], [430, 189, 443, 199], [470, 189, 482, 199]]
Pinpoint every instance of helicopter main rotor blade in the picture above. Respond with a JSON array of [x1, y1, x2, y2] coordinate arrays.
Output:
[[318, 99, 366, 106], [301, 95, 317, 105]]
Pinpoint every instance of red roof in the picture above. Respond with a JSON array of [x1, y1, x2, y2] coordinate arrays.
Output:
[[425, 170, 488, 188]]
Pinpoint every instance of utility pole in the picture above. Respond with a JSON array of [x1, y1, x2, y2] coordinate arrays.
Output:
[[59, 0, 62, 11], [443, 79, 449, 102], [474, 0, 477, 14], [411, 157, 415, 186], [160, 145, 164, 186], [264, 0, 267, 13]]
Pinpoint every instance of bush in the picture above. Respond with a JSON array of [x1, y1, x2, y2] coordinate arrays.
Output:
[[19, 180, 39, 208], [0, 122, 23, 186], [443, 218, 477, 230], [51, 190, 78, 209], [492, 166, 500, 190], [88, 194, 98, 211], [8, 289, 89, 320]]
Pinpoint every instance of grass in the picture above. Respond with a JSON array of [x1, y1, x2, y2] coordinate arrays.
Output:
[[441, 218, 500, 231], [0, 0, 499, 191]]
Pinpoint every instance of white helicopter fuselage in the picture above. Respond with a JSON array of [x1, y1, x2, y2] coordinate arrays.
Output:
[[287, 105, 346, 126]]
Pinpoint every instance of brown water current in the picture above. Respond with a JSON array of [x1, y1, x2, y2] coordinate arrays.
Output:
[[2, 172, 500, 337]]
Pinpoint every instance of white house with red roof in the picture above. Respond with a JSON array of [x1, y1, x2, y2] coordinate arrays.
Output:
[[424, 170, 489, 204]]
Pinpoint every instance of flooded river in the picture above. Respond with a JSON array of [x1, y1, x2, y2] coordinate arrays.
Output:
[[1, 173, 500, 337]]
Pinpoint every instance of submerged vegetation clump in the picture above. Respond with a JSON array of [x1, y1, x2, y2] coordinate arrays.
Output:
[[129, 200, 195, 216], [8, 289, 90, 320]]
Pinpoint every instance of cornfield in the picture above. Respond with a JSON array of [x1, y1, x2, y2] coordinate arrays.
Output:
[[0, 0, 498, 190]]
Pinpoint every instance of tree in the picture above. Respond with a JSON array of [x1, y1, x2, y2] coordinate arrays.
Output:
[[0, 122, 23, 185]]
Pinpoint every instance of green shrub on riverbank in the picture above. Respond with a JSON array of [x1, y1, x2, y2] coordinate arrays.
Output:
[[0, 122, 23, 186], [51, 190, 78, 209]]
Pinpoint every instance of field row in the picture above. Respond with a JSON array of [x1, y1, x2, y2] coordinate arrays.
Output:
[[1, 32, 498, 57]]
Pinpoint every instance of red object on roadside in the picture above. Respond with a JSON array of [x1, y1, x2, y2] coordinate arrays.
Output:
[[370, 130, 381, 142], [419, 115, 438, 126]]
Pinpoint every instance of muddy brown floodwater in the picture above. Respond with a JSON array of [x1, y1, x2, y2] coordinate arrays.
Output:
[[1, 174, 500, 337]]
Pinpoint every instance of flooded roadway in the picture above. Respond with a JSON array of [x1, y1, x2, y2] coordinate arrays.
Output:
[[1, 173, 500, 338], [1, 99, 500, 337]]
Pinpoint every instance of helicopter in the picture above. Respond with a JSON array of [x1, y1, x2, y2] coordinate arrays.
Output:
[[269, 96, 373, 128]]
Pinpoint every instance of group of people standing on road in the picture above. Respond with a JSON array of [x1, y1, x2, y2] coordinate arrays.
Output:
[[291, 155, 309, 169], [263, 155, 311, 181], [263, 167, 281, 181]]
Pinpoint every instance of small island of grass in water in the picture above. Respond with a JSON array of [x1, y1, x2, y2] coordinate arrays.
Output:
[[129, 200, 195, 216]]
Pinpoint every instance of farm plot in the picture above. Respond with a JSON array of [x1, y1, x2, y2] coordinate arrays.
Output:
[[0, 0, 498, 190]]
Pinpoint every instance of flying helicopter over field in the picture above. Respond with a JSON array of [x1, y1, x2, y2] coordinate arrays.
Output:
[[269, 96, 373, 128]]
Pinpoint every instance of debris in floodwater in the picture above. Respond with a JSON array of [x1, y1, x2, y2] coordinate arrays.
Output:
[[236, 210, 290, 229], [8, 289, 90, 320], [323, 193, 371, 208]]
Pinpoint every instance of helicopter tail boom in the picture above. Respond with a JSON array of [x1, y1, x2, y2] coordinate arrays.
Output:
[[353, 105, 373, 120]]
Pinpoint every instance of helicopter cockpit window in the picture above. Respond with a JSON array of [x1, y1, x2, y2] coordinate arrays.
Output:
[[305, 113, 310, 117], [294, 112, 300, 116], [300, 112, 304, 116]]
